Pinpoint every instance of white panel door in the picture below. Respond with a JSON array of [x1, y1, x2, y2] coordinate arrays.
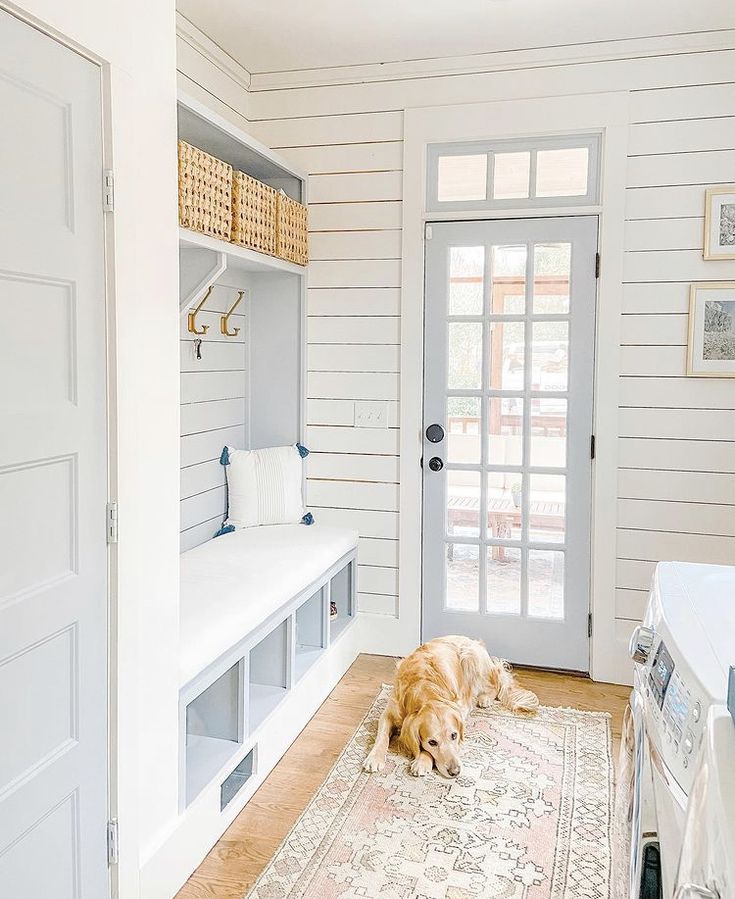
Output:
[[423, 217, 597, 672], [0, 10, 109, 898]]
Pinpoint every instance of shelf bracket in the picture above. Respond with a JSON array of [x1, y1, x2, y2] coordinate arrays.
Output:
[[179, 246, 227, 317]]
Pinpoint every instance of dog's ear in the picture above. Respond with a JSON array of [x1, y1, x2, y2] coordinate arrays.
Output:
[[399, 713, 421, 758], [454, 709, 465, 743]]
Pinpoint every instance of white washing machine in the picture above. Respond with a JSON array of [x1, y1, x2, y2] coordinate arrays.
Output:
[[628, 561, 735, 899], [675, 704, 735, 899]]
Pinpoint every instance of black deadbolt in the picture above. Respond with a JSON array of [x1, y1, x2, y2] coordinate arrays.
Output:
[[426, 423, 445, 443], [428, 457, 444, 472]]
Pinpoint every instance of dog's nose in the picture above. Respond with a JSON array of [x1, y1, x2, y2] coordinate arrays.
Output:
[[448, 764, 460, 777]]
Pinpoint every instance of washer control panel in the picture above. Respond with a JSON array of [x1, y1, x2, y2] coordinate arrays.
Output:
[[644, 639, 705, 789]]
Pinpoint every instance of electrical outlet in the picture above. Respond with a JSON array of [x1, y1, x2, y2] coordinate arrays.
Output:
[[354, 401, 388, 429]]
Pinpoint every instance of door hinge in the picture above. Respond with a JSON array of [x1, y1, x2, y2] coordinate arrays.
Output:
[[107, 818, 119, 866], [106, 502, 118, 544], [103, 169, 115, 213], [595, 252, 600, 278], [425, 224, 433, 240], [590, 434, 596, 460], [588, 613, 593, 638]]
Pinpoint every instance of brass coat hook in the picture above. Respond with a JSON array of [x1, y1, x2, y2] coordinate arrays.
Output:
[[221, 290, 245, 337], [188, 284, 213, 335]]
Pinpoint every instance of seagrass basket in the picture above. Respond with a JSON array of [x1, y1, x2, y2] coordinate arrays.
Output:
[[276, 191, 309, 266], [231, 171, 278, 255], [177, 140, 232, 240]]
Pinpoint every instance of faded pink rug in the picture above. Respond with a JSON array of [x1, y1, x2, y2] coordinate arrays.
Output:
[[248, 685, 614, 899]]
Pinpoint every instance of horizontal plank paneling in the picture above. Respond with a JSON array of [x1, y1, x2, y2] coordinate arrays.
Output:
[[181, 459, 225, 501], [251, 110, 404, 147], [307, 288, 400, 316], [619, 437, 735, 473], [181, 371, 247, 403], [620, 345, 686, 376], [628, 117, 735, 156], [307, 478, 399, 511], [181, 426, 245, 468], [618, 498, 735, 535], [308, 316, 400, 344], [619, 313, 687, 346], [181, 340, 246, 373], [627, 150, 735, 188], [278, 141, 403, 174], [181, 398, 245, 436], [309, 230, 402, 260], [306, 452, 399, 483], [625, 185, 710, 220], [358, 537, 399, 567], [617, 529, 735, 564], [616, 559, 657, 591], [357, 592, 397, 616], [309, 171, 402, 204], [622, 282, 691, 314], [630, 82, 735, 123], [309, 201, 402, 231], [622, 249, 734, 283], [308, 343, 400, 372], [306, 398, 399, 427], [618, 469, 735, 504], [309, 506, 399, 539], [619, 377, 735, 409], [305, 424, 399, 455], [308, 371, 399, 400], [181, 486, 226, 531], [619, 407, 735, 441], [615, 588, 648, 622], [308, 259, 401, 289], [180, 517, 222, 554], [624, 218, 703, 252], [358, 565, 399, 595]]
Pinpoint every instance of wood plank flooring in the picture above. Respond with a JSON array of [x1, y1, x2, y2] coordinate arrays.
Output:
[[176, 653, 631, 898]]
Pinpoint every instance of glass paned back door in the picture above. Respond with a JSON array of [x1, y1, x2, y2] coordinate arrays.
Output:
[[422, 217, 597, 671]]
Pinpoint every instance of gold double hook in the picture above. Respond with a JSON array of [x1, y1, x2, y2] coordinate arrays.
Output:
[[221, 290, 244, 337], [187, 285, 213, 335]]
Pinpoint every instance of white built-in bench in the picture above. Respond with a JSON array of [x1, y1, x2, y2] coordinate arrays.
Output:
[[178, 524, 358, 810]]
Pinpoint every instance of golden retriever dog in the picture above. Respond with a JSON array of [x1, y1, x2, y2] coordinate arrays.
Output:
[[363, 635, 538, 778]]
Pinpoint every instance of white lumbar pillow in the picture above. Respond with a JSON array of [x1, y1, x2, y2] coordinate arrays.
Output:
[[223, 444, 306, 529]]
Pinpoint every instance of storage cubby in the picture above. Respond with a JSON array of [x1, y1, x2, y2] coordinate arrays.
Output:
[[220, 747, 256, 811], [248, 620, 290, 734], [294, 589, 326, 681], [185, 661, 243, 806], [330, 561, 355, 642]]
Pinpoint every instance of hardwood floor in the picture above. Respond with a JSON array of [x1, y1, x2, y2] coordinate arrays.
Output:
[[176, 653, 631, 898]]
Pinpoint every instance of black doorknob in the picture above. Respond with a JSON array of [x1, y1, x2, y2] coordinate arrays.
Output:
[[426, 423, 445, 443], [428, 457, 444, 472]]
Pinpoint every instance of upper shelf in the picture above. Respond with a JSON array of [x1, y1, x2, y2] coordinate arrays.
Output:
[[180, 228, 305, 276]]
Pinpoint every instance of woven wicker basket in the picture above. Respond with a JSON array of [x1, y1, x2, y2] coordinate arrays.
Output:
[[231, 171, 278, 255], [277, 192, 309, 266], [178, 140, 232, 240]]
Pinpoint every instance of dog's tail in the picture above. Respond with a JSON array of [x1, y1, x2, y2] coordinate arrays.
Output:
[[494, 661, 539, 713]]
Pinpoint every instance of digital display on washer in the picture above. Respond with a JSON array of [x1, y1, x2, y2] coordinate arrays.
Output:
[[648, 641, 675, 709]]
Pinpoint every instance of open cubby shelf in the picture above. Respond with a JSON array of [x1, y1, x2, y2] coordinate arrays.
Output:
[[180, 554, 356, 809]]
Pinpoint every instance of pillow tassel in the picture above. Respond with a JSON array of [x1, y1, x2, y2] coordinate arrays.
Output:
[[214, 523, 236, 538], [301, 512, 314, 525], [220, 446, 230, 466], [296, 443, 309, 458]]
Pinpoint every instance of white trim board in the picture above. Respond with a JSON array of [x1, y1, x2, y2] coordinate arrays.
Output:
[[391, 92, 630, 684]]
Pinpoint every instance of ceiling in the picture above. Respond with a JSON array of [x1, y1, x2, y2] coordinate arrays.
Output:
[[177, 0, 735, 75]]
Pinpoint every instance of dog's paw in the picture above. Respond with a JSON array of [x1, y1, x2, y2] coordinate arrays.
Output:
[[476, 692, 495, 708], [363, 752, 385, 773], [409, 756, 433, 777]]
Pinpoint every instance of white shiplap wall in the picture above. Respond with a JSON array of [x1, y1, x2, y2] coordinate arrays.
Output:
[[177, 23, 735, 676]]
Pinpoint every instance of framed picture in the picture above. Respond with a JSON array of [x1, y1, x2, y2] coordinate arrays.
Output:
[[687, 282, 735, 377], [704, 185, 735, 260]]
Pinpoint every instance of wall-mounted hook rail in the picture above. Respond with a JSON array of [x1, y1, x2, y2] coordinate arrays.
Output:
[[221, 290, 245, 337], [187, 284, 213, 335]]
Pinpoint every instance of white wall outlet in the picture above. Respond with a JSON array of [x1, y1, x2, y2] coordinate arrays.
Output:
[[354, 401, 388, 428]]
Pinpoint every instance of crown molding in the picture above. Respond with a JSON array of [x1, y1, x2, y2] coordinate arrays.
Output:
[[176, 12, 252, 93], [248, 28, 735, 92]]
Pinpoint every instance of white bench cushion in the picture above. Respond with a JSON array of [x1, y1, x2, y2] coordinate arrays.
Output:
[[179, 524, 358, 685]]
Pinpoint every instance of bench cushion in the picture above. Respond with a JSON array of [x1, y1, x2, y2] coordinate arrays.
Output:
[[179, 524, 358, 685]]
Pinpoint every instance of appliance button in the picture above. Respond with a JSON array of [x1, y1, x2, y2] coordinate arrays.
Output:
[[683, 756, 688, 769], [692, 701, 701, 723], [683, 732, 694, 755]]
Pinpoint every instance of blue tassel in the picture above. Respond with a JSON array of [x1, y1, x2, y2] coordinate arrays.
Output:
[[301, 512, 314, 525], [296, 443, 309, 458], [219, 446, 230, 466], [214, 524, 235, 538]]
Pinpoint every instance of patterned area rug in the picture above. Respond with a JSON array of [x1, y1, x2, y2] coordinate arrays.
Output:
[[247, 685, 614, 899]]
